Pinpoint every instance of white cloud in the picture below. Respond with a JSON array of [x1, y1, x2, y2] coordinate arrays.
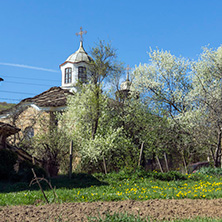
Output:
[[0, 62, 59, 73]]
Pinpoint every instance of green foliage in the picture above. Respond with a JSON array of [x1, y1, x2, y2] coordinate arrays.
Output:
[[0, 149, 17, 180], [152, 171, 187, 181], [89, 40, 124, 86], [88, 214, 221, 222], [196, 167, 222, 176], [14, 161, 47, 182], [0, 102, 15, 111], [0, 149, 46, 183], [88, 212, 149, 222], [1, 170, 222, 205], [95, 169, 188, 183], [132, 46, 222, 169], [30, 115, 70, 175], [60, 84, 137, 172]]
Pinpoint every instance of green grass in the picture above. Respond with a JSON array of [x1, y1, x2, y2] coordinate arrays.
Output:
[[88, 213, 222, 222], [48, 213, 222, 222], [1, 169, 222, 206]]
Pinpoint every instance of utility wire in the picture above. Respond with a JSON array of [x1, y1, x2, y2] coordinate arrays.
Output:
[[1, 75, 59, 82], [0, 90, 35, 95], [0, 97, 21, 102], [5, 81, 54, 87]]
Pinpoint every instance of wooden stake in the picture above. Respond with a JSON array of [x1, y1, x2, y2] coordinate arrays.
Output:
[[138, 142, 144, 167], [156, 156, 164, 173], [31, 168, 49, 204], [102, 155, 107, 174], [164, 152, 169, 172], [182, 153, 188, 174], [69, 140, 73, 179]]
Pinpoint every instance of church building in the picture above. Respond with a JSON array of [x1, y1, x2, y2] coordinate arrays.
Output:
[[0, 27, 132, 145], [0, 27, 92, 141]]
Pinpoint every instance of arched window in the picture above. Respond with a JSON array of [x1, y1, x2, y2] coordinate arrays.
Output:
[[65, 68, 72, 84], [24, 127, 34, 139], [78, 66, 87, 83]]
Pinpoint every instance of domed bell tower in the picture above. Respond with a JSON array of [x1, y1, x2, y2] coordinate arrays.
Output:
[[116, 65, 132, 101], [59, 27, 92, 92]]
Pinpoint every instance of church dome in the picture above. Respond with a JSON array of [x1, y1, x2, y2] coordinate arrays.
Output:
[[120, 72, 131, 91], [120, 79, 131, 90], [66, 41, 92, 64]]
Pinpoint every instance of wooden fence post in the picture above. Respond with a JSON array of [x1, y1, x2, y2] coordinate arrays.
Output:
[[138, 142, 144, 167], [69, 140, 73, 179], [156, 156, 164, 173], [164, 152, 169, 172], [31, 168, 49, 203], [102, 154, 107, 174]]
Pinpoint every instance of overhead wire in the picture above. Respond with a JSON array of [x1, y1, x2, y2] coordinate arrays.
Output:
[[0, 75, 60, 102], [5, 81, 54, 87], [0, 97, 21, 102], [0, 90, 35, 95], [1, 75, 59, 82]]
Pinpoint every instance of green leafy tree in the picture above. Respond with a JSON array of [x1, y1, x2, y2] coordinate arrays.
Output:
[[28, 114, 70, 176], [186, 46, 222, 167], [132, 49, 196, 170], [60, 84, 135, 173], [88, 40, 124, 139]]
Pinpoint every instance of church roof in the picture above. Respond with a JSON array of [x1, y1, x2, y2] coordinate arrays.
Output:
[[0, 87, 73, 117], [60, 41, 92, 66], [21, 86, 74, 108]]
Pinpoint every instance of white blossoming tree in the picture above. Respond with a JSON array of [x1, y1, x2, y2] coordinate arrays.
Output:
[[187, 46, 222, 167], [132, 49, 195, 171], [60, 84, 135, 173]]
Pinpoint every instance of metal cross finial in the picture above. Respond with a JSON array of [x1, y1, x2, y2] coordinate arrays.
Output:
[[126, 65, 131, 81], [76, 27, 87, 42]]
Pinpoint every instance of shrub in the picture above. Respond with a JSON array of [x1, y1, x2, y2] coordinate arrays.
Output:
[[88, 212, 148, 222], [0, 149, 18, 181], [14, 160, 47, 182], [196, 167, 222, 176], [94, 169, 188, 183], [152, 171, 188, 181]]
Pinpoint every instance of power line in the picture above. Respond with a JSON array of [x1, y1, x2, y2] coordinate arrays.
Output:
[[0, 97, 20, 102], [1, 75, 59, 82], [6, 81, 54, 87], [0, 90, 35, 95]]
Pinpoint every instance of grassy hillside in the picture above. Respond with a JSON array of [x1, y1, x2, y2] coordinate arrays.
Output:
[[0, 102, 16, 111]]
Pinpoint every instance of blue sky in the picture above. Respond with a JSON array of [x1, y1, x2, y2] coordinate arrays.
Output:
[[0, 0, 222, 103]]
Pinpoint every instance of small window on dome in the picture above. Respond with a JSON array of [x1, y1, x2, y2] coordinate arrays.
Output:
[[78, 66, 87, 83], [65, 68, 72, 84]]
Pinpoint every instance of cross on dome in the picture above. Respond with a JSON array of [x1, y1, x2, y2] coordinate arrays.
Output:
[[125, 65, 131, 81], [76, 27, 87, 42]]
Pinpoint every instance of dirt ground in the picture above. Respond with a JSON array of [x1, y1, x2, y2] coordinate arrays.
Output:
[[1, 199, 222, 221]]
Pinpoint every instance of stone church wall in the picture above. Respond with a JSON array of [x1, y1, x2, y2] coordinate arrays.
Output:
[[1, 106, 50, 145]]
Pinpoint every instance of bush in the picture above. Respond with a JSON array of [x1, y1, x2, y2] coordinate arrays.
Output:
[[94, 169, 188, 183], [0, 149, 18, 181], [14, 160, 47, 182], [152, 171, 188, 181], [196, 167, 222, 176], [88, 212, 148, 222]]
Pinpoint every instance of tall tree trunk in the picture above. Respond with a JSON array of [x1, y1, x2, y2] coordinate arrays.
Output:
[[164, 152, 169, 172], [210, 146, 216, 165], [182, 150, 188, 174], [138, 142, 144, 167], [102, 155, 107, 174], [156, 156, 164, 173], [92, 87, 100, 139], [214, 131, 221, 168]]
